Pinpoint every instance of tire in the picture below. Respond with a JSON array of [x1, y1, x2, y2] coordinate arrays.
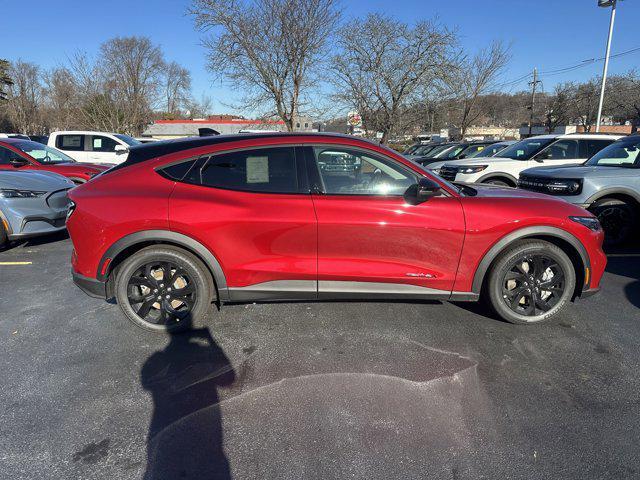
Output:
[[0, 221, 7, 249], [482, 178, 511, 187], [485, 240, 576, 325], [590, 198, 637, 247], [114, 246, 213, 333]]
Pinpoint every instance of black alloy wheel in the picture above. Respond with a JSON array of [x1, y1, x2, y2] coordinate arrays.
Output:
[[501, 254, 565, 317], [126, 261, 195, 326], [486, 240, 576, 324], [115, 246, 213, 332]]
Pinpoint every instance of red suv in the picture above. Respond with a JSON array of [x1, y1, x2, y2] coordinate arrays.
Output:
[[67, 133, 606, 331], [0, 138, 109, 183]]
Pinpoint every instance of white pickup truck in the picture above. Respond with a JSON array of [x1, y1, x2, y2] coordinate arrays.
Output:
[[48, 131, 140, 164]]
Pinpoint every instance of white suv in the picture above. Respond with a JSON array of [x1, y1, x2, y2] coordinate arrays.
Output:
[[48, 131, 141, 164], [429, 134, 621, 187]]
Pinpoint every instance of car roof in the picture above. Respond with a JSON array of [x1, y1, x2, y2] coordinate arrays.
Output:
[[112, 132, 383, 171], [51, 131, 119, 135]]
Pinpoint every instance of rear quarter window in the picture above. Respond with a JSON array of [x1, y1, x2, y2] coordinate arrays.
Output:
[[57, 135, 84, 151]]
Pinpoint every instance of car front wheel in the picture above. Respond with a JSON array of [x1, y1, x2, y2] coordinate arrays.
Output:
[[114, 246, 213, 332], [486, 240, 576, 324]]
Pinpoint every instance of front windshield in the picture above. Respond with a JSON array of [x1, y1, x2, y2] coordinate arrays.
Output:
[[495, 137, 555, 160], [586, 138, 640, 167], [404, 144, 419, 154], [412, 144, 437, 156], [13, 140, 76, 164], [429, 144, 458, 158], [439, 145, 466, 159], [466, 143, 505, 158], [114, 134, 142, 146]]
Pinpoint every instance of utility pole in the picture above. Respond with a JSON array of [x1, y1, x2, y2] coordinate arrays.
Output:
[[528, 68, 542, 136], [595, 0, 617, 132]]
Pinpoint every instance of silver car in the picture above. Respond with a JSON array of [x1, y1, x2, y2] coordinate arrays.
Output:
[[518, 134, 640, 245], [0, 170, 74, 247]]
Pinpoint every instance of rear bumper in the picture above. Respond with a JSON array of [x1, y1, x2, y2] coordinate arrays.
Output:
[[72, 270, 107, 299]]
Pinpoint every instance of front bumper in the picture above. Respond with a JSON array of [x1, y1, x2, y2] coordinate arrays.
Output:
[[72, 270, 107, 299], [580, 287, 601, 299]]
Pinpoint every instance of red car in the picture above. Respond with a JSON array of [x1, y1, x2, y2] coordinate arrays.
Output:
[[67, 133, 606, 331], [0, 138, 109, 184]]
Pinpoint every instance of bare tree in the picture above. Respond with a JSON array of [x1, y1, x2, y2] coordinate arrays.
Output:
[[192, 0, 340, 131], [184, 94, 213, 119], [0, 59, 13, 101], [448, 41, 511, 139], [163, 61, 192, 115], [44, 67, 79, 130], [99, 37, 165, 134], [5, 60, 46, 134], [569, 79, 600, 132], [331, 14, 457, 143], [606, 70, 640, 131], [543, 84, 572, 133]]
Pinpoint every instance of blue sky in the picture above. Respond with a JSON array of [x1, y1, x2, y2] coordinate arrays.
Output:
[[1, 0, 639, 115]]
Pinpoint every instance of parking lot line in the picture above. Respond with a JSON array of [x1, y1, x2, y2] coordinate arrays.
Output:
[[0, 261, 33, 265]]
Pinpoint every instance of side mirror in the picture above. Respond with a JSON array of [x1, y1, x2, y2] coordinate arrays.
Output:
[[9, 156, 28, 167], [404, 177, 441, 205], [114, 144, 128, 155]]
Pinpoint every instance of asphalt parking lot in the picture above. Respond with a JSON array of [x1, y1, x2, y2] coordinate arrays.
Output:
[[1, 233, 639, 480]]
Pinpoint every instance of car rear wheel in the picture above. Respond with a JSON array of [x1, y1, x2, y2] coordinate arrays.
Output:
[[114, 246, 213, 333], [486, 240, 576, 324], [590, 198, 636, 247]]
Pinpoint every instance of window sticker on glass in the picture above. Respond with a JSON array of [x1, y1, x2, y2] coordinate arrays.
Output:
[[93, 138, 103, 149], [246, 156, 269, 183]]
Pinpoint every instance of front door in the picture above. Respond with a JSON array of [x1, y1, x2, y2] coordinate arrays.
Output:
[[306, 145, 466, 299]]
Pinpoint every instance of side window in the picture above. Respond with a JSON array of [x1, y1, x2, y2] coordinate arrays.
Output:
[[541, 139, 579, 160], [56, 134, 84, 151], [0, 146, 24, 165], [90, 135, 119, 152], [159, 159, 198, 181], [312, 147, 416, 196], [197, 147, 298, 193], [581, 139, 614, 158]]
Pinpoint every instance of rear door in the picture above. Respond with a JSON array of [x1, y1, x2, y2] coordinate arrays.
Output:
[[168, 145, 317, 301], [55, 134, 88, 162], [534, 139, 584, 166], [306, 145, 465, 298]]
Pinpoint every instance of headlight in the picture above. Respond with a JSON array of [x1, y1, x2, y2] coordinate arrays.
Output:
[[457, 165, 488, 174], [546, 179, 582, 194], [0, 189, 47, 198], [569, 216, 601, 231]]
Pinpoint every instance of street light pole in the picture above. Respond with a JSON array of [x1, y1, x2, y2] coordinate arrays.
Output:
[[595, 0, 617, 132]]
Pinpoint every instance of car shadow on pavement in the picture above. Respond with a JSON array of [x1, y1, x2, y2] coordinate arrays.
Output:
[[141, 319, 235, 480], [0, 230, 69, 252], [604, 245, 640, 310]]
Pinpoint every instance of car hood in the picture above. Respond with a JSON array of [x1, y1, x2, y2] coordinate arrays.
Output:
[[429, 155, 504, 170], [467, 182, 553, 201], [0, 170, 74, 191], [520, 164, 634, 179], [50, 162, 110, 172]]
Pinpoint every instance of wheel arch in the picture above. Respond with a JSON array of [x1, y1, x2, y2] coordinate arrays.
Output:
[[586, 188, 640, 211], [472, 226, 590, 300], [99, 230, 228, 301], [476, 172, 518, 186]]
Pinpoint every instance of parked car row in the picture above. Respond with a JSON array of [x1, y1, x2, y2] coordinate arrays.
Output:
[[427, 133, 638, 246]]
